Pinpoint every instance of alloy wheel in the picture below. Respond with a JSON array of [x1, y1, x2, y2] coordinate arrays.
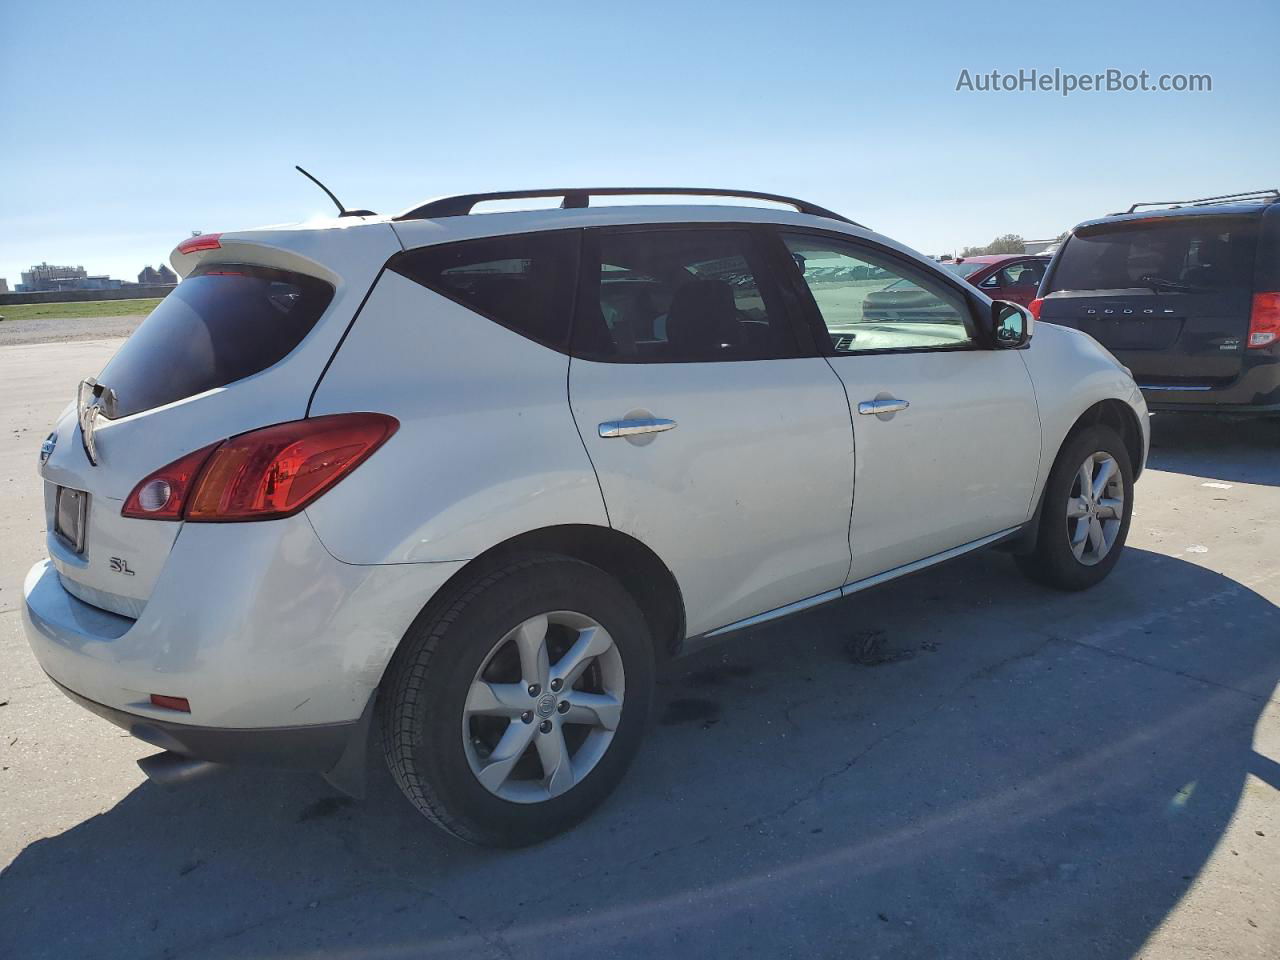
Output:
[[462, 611, 624, 804], [1066, 451, 1125, 566]]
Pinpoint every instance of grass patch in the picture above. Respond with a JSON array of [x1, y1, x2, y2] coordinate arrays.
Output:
[[0, 298, 163, 323]]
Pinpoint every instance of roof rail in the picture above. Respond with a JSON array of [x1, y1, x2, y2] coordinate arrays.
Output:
[[394, 187, 858, 225], [1121, 189, 1280, 214]]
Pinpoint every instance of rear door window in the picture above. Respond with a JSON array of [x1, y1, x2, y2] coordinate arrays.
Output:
[[389, 230, 579, 348], [1048, 217, 1258, 293], [97, 264, 333, 420], [574, 228, 798, 362]]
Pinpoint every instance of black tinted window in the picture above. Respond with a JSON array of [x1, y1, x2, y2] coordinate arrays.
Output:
[[97, 264, 333, 420], [390, 231, 578, 347], [575, 229, 795, 362], [1049, 217, 1258, 293]]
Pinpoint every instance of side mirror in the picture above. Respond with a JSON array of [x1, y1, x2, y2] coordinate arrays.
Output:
[[991, 300, 1033, 348]]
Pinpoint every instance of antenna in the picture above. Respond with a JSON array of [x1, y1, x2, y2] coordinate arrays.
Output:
[[294, 166, 376, 218]]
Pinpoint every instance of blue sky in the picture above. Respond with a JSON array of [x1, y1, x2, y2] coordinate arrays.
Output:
[[2, 0, 1276, 286]]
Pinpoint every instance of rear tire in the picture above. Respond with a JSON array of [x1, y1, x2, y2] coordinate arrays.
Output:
[[1016, 424, 1134, 591], [380, 555, 654, 846]]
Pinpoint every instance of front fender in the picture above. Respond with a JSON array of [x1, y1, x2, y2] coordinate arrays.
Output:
[[1019, 322, 1149, 503]]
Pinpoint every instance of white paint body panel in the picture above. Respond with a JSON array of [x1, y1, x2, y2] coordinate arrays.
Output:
[[570, 356, 854, 636], [306, 271, 609, 563], [832, 349, 1042, 582], [24, 515, 463, 728], [1019, 321, 1150, 497]]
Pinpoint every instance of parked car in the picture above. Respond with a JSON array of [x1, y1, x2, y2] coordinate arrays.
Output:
[[956, 254, 1051, 306], [22, 187, 1148, 846], [1032, 190, 1280, 414]]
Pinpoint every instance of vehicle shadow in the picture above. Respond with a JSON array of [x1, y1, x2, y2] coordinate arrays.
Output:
[[2, 547, 1277, 959], [1147, 411, 1280, 485]]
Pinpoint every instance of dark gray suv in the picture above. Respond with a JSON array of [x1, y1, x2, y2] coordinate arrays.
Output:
[[1032, 190, 1280, 414]]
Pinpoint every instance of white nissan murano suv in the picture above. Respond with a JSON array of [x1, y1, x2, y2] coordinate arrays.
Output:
[[23, 187, 1148, 845]]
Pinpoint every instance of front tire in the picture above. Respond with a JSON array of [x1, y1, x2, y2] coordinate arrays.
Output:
[[379, 555, 654, 846], [1016, 424, 1134, 591]]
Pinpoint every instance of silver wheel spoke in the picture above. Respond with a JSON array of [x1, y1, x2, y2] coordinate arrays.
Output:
[[1077, 460, 1095, 501], [1091, 458, 1117, 501], [551, 626, 614, 689], [464, 680, 529, 718], [1096, 497, 1123, 520], [476, 720, 537, 792], [513, 614, 550, 688], [1088, 517, 1105, 553], [1066, 496, 1090, 518], [562, 690, 623, 731], [536, 724, 574, 797], [1070, 518, 1089, 559]]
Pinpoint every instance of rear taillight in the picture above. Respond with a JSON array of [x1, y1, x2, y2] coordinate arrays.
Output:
[[121, 443, 219, 519], [1248, 292, 1280, 349], [1028, 298, 1044, 320], [122, 413, 398, 522], [176, 233, 222, 255]]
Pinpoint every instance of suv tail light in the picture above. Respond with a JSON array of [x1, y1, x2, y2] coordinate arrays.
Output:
[[1248, 292, 1280, 348], [122, 413, 398, 521], [1028, 298, 1044, 320]]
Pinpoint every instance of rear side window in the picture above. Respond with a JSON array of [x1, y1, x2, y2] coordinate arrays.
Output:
[[1049, 217, 1258, 293], [97, 264, 333, 420], [574, 228, 797, 362], [389, 231, 578, 348]]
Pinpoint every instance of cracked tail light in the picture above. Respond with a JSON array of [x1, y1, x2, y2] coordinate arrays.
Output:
[[122, 413, 398, 522]]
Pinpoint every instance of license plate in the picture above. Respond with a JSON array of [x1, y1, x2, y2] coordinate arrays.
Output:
[[55, 486, 88, 554]]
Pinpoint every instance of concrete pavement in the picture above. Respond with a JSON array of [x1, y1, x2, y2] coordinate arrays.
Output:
[[1, 337, 1277, 959]]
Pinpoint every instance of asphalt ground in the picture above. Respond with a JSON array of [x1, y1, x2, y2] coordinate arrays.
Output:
[[2, 334, 1277, 959]]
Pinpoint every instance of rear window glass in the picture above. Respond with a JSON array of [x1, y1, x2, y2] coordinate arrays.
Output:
[[97, 264, 333, 420], [389, 231, 578, 348], [1049, 217, 1258, 293], [575, 228, 797, 362]]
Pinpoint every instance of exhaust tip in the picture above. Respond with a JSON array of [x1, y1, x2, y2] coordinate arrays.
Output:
[[137, 751, 224, 788]]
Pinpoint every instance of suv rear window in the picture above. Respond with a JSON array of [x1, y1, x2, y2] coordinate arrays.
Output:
[[1048, 216, 1258, 294], [97, 264, 333, 420]]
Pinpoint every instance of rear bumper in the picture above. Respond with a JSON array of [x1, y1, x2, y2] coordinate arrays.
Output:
[[50, 676, 356, 770], [1139, 352, 1280, 413], [21, 513, 465, 735]]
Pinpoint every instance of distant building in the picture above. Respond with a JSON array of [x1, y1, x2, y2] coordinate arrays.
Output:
[[16, 262, 121, 293], [0, 278, 9, 294], [137, 264, 178, 285]]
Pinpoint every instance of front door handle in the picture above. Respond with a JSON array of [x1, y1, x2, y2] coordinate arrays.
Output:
[[599, 417, 677, 438], [857, 398, 910, 416]]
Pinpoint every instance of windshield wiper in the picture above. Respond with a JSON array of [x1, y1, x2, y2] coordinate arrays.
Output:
[[1139, 275, 1208, 294]]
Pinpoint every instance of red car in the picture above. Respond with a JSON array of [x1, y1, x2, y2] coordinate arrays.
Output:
[[940, 254, 1050, 306]]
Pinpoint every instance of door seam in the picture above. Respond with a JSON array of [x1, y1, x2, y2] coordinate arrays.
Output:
[[565, 355, 613, 528], [822, 355, 857, 587]]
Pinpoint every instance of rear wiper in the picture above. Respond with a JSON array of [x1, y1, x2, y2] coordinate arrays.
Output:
[[1139, 275, 1207, 294]]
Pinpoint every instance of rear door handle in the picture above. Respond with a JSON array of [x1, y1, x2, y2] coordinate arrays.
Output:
[[857, 398, 910, 416], [598, 418, 677, 438]]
